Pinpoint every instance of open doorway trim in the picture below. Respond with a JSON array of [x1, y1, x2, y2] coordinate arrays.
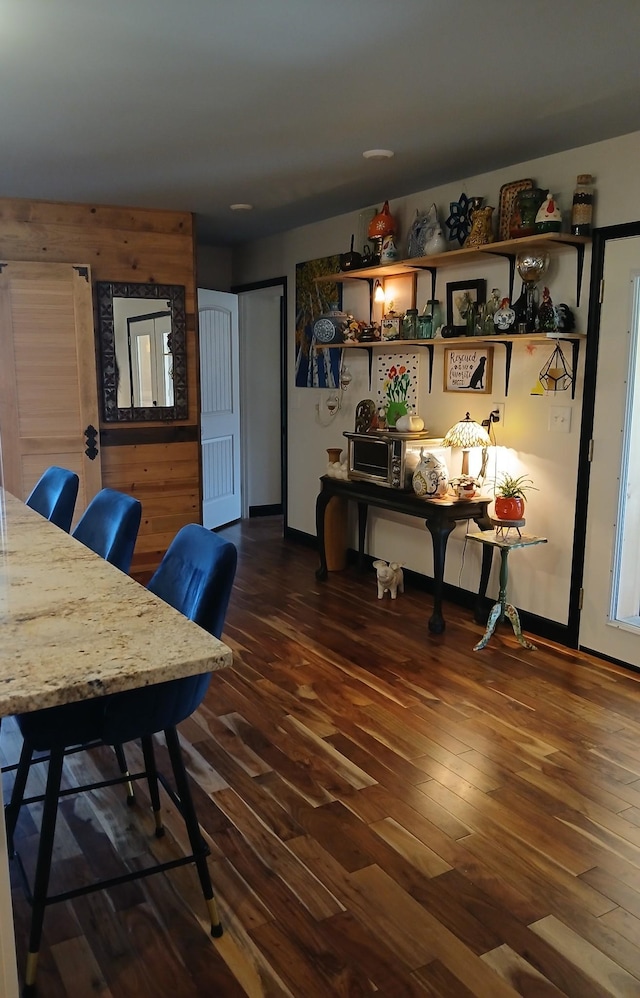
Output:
[[570, 220, 640, 650], [231, 276, 288, 533]]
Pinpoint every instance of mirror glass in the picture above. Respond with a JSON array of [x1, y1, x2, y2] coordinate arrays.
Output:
[[96, 281, 188, 422]]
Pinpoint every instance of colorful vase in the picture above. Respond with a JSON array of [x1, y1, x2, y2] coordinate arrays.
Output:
[[386, 401, 407, 428]]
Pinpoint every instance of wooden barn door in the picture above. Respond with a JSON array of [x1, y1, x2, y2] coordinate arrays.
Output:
[[0, 261, 102, 520]]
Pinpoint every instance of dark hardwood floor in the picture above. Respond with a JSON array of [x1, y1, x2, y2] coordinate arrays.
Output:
[[5, 516, 640, 996]]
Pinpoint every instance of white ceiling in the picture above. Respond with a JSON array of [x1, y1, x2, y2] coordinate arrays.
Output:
[[3, 0, 640, 246]]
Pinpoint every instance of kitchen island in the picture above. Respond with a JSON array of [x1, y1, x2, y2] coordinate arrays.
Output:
[[0, 489, 233, 996]]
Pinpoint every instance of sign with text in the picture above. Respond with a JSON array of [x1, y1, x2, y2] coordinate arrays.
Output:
[[443, 346, 493, 394]]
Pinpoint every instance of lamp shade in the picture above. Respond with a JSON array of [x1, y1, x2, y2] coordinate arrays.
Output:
[[442, 412, 491, 450], [442, 412, 491, 476]]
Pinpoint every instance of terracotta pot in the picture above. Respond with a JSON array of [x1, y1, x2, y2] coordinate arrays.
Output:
[[494, 496, 525, 520]]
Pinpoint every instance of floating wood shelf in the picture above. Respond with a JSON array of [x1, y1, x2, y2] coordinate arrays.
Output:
[[316, 232, 591, 306], [316, 333, 585, 398]]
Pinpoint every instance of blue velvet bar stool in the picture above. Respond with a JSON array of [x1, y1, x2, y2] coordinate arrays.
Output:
[[71, 487, 142, 573], [5, 524, 237, 994], [71, 487, 143, 797], [25, 466, 79, 532]]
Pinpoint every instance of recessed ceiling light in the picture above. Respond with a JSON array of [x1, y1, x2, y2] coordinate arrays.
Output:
[[363, 149, 394, 160], [230, 203, 253, 210]]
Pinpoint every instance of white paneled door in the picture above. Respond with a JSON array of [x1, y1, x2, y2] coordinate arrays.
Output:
[[581, 235, 640, 664], [198, 289, 241, 528]]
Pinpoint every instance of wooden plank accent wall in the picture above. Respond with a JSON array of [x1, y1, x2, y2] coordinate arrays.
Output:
[[0, 197, 201, 577]]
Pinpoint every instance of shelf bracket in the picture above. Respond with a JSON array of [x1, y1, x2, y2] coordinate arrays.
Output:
[[485, 251, 517, 301], [414, 343, 435, 392], [547, 239, 586, 306], [492, 339, 514, 396], [559, 336, 580, 400]]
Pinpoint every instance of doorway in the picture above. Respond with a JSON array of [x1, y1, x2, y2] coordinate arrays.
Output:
[[233, 278, 287, 527], [198, 278, 287, 530], [580, 229, 640, 665]]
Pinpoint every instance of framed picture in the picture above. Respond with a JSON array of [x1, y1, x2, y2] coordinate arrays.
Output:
[[443, 345, 493, 394], [381, 316, 401, 341], [295, 255, 342, 388], [446, 279, 486, 334]]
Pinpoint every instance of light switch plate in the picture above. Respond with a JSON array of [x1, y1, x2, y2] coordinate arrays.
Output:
[[549, 405, 571, 432]]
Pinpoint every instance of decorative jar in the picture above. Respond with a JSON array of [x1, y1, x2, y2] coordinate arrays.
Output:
[[571, 174, 594, 236], [402, 309, 418, 340], [535, 194, 562, 233], [412, 450, 449, 498], [386, 400, 408, 428]]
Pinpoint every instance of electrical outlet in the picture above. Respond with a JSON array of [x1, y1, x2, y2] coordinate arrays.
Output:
[[493, 403, 505, 428], [549, 405, 571, 432]]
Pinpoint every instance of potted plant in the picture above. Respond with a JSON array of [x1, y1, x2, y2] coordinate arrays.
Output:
[[450, 474, 478, 499], [493, 473, 537, 520]]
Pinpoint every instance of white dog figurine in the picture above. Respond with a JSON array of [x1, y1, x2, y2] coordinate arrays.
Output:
[[373, 560, 404, 600]]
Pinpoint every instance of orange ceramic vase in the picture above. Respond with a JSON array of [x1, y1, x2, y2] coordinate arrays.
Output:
[[494, 496, 525, 520]]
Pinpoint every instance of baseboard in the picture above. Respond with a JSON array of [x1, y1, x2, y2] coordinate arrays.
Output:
[[285, 530, 574, 648], [249, 503, 283, 518]]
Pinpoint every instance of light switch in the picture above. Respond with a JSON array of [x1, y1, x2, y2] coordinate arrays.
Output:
[[549, 405, 571, 432]]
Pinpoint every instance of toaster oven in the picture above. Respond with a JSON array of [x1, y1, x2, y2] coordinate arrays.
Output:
[[343, 431, 449, 490]]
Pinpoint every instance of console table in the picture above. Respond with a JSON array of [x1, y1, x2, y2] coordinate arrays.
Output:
[[315, 476, 494, 633]]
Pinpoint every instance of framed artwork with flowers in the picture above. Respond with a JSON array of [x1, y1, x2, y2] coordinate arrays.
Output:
[[375, 353, 419, 425]]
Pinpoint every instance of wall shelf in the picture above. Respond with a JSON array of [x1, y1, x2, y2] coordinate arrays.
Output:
[[317, 333, 585, 398], [316, 232, 591, 306]]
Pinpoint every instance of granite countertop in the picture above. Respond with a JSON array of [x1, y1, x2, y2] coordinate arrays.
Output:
[[0, 490, 233, 717]]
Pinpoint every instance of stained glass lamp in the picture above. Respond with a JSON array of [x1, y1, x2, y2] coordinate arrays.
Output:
[[442, 412, 491, 476]]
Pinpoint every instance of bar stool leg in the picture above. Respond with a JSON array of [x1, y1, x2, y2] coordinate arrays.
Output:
[[164, 726, 222, 937], [141, 735, 164, 837], [5, 740, 35, 857], [24, 746, 65, 995], [113, 743, 135, 805]]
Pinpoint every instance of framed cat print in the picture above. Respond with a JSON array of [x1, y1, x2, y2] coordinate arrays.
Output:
[[443, 346, 493, 394]]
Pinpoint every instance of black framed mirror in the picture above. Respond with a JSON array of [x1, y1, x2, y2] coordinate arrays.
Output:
[[96, 281, 188, 422]]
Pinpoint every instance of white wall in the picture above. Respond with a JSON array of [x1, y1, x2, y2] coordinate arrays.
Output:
[[233, 130, 640, 625], [196, 244, 233, 292], [239, 286, 283, 511]]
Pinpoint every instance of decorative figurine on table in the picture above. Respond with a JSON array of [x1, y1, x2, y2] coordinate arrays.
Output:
[[412, 449, 449, 498], [372, 560, 404, 600], [493, 297, 516, 333], [423, 203, 447, 256], [535, 193, 562, 233], [446, 193, 471, 246], [450, 475, 478, 499], [466, 205, 495, 247], [367, 200, 396, 265], [537, 286, 558, 332], [355, 399, 376, 434]]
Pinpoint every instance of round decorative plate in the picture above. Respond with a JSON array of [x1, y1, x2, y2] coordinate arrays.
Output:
[[314, 317, 339, 343]]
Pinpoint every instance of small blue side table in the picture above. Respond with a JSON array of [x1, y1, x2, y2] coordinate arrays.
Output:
[[466, 528, 547, 651]]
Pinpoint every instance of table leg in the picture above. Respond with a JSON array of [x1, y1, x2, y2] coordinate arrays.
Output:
[[474, 543, 495, 623], [425, 518, 456, 633], [315, 490, 331, 580], [505, 604, 537, 650], [357, 502, 368, 573], [474, 602, 502, 651]]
